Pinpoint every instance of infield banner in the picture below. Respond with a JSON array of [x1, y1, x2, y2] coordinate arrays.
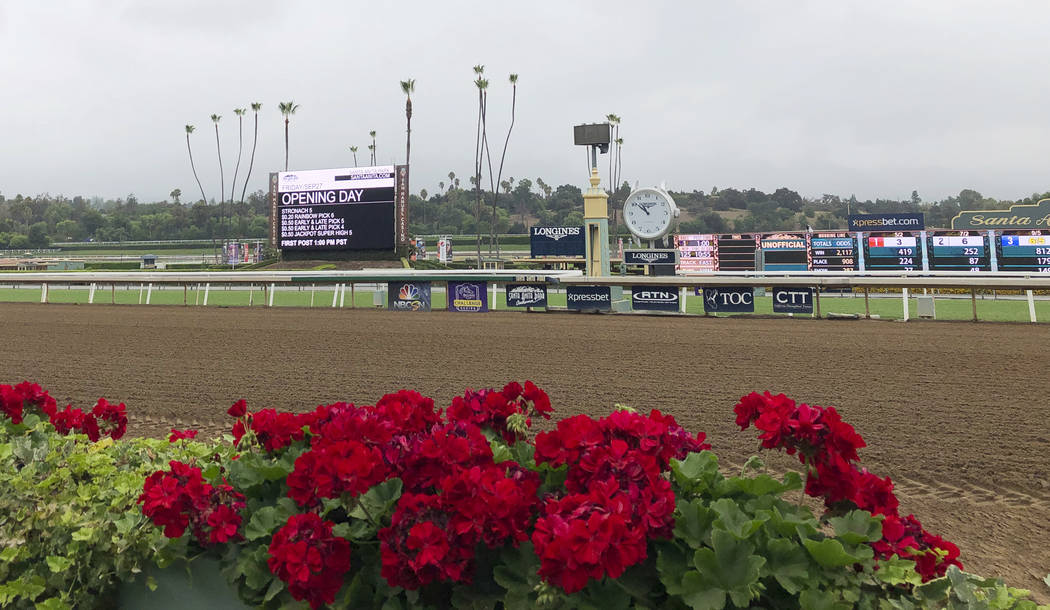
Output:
[[701, 286, 754, 313], [772, 287, 814, 314], [388, 281, 431, 312], [447, 281, 488, 312], [566, 285, 611, 311], [505, 283, 548, 308], [631, 286, 679, 312]]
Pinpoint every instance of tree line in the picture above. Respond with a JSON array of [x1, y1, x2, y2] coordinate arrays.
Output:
[[0, 185, 1046, 250]]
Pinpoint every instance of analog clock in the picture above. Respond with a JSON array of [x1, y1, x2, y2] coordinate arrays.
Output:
[[623, 187, 679, 240]]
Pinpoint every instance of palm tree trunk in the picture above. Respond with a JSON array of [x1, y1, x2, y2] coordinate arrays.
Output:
[[352, 151, 357, 167], [240, 111, 259, 204], [214, 123, 225, 241], [481, 91, 495, 255], [493, 84, 517, 258], [284, 118, 290, 171], [187, 135, 207, 205], [474, 89, 483, 267], [231, 116, 244, 206]]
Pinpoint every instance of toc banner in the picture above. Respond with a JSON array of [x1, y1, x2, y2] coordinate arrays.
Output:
[[702, 286, 754, 313], [847, 213, 925, 232], [631, 286, 679, 312], [447, 281, 488, 312], [566, 286, 611, 311], [505, 283, 547, 308], [772, 287, 814, 314], [388, 281, 431, 312]]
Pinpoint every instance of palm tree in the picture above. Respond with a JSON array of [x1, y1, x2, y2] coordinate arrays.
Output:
[[473, 65, 488, 265], [369, 130, 377, 164], [492, 73, 518, 255], [279, 101, 299, 171], [210, 114, 224, 238], [419, 188, 428, 227], [231, 108, 246, 206], [184, 125, 207, 205], [367, 143, 375, 165], [239, 102, 262, 205], [170, 188, 181, 204], [350, 145, 359, 167], [438, 180, 445, 192], [615, 137, 624, 190], [401, 79, 415, 167]]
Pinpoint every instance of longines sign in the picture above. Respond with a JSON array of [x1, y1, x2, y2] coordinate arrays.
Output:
[[952, 199, 1050, 230]]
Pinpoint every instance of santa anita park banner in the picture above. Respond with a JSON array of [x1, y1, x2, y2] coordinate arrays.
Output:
[[952, 198, 1050, 229]]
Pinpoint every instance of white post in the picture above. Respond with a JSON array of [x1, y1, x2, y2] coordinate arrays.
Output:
[[203, 283, 210, 306], [1027, 289, 1037, 323], [146, 283, 153, 305], [680, 287, 687, 313], [88, 283, 96, 304], [195, 284, 200, 305], [902, 288, 909, 322], [310, 284, 315, 307], [248, 284, 254, 307], [138, 284, 144, 304], [269, 283, 276, 307], [490, 283, 496, 310], [339, 284, 346, 307], [41, 283, 48, 303], [331, 285, 339, 307]]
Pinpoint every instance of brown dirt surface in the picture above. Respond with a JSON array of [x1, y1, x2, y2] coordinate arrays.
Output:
[[2, 302, 1048, 601]]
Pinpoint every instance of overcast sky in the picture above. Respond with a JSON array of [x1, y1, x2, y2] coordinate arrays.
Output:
[[3, 1, 1050, 204]]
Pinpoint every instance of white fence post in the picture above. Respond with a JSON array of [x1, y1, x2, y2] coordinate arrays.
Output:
[[902, 288, 909, 321], [88, 283, 96, 304], [138, 284, 144, 304], [339, 284, 346, 307], [680, 287, 687, 313], [146, 283, 153, 305], [269, 283, 276, 307], [203, 283, 210, 306], [41, 283, 48, 303], [195, 284, 200, 305], [1028, 289, 1037, 323], [331, 284, 339, 307]]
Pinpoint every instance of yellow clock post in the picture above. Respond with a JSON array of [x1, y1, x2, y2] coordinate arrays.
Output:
[[583, 167, 610, 277]]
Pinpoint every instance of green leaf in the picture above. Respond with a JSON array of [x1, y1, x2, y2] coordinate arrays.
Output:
[[873, 557, 922, 587], [70, 526, 96, 542], [799, 588, 852, 610], [349, 478, 403, 523], [710, 498, 767, 540], [34, 597, 71, 610], [674, 499, 716, 549], [912, 575, 951, 602], [720, 473, 795, 498], [685, 529, 765, 608], [0, 547, 20, 562], [803, 537, 873, 568], [828, 510, 882, 545], [670, 451, 722, 495], [656, 542, 690, 596], [227, 454, 266, 489], [508, 440, 535, 469], [262, 577, 284, 602], [244, 506, 280, 541], [762, 538, 811, 594], [44, 556, 72, 574]]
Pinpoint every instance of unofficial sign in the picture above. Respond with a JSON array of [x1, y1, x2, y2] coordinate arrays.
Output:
[[772, 287, 814, 314], [447, 281, 488, 313], [631, 286, 679, 312], [388, 281, 431, 312], [566, 286, 611, 311], [530, 226, 585, 257], [702, 286, 754, 313], [505, 283, 547, 308], [952, 199, 1050, 230], [276, 166, 395, 250], [847, 213, 925, 232]]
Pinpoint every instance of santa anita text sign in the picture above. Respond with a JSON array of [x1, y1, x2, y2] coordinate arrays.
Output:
[[952, 199, 1050, 230], [274, 166, 396, 251]]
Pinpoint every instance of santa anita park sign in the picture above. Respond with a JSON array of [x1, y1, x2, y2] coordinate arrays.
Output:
[[952, 198, 1050, 229]]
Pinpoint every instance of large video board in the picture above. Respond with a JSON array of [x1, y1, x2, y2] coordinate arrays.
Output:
[[927, 232, 990, 271], [863, 234, 922, 271], [997, 232, 1050, 272], [809, 233, 856, 271], [275, 166, 395, 250]]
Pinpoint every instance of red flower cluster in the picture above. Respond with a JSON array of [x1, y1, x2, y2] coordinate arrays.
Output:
[[530, 410, 708, 590], [268, 513, 350, 609], [138, 460, 245, 545], [734, 391, 961, 580], [286, 439, 388, 507], [168, 428, 199, 442], [379, 493, 478, 590], [230, 404, 311, 453], [446, 381, 553, 442], [0, 381, 125, 441]]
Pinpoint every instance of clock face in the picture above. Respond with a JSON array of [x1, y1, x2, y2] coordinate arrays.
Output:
[[623, 188, 676, 240]]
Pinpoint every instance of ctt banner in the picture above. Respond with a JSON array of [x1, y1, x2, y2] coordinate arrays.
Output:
[[701, 286, 754, 313], [387, 281, 431, 312], [847, 213, 925, 232], [631, 286, 679, 312], [447, 281, 488, 312], [530, 226, 585, 257], [772, 287, 814, 314], [505, 283, 548, 308], [566, 285, 611, 311]]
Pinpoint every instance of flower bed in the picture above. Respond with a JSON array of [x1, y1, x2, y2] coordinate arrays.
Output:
[[0, 381, 1043, 609]]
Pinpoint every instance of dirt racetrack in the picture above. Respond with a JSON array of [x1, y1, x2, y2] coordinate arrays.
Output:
[[2, 302, 1048, 600]]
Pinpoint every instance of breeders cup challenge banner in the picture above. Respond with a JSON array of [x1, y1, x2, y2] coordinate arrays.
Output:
[[447, 281, 488, 313], [274, 166, 396, 250], [388, 281, 431, 312]]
